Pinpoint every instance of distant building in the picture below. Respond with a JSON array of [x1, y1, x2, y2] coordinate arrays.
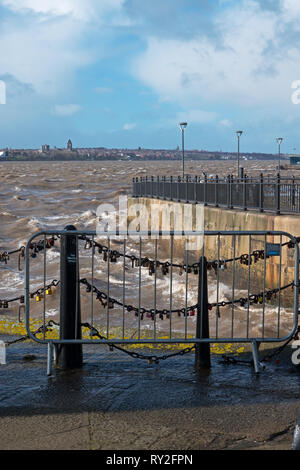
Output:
[[40, 144, 50, 153], [0, 150, 8, 158], [290, 156, 300, 165], [67, 139, 73, 151]]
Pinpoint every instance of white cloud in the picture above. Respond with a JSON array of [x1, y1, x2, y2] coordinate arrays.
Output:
[[123, 122, 136, 130], [133, 0, 300, 110], [281, 0, 300, 21], [220, 119, 232, 127], [53, 104, 81, 116], [1, 0, 124, 22], [0, 0, 126, 96]]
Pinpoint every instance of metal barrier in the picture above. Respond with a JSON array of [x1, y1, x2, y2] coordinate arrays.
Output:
[[24, 229, 299, 375], [132, 175, 300, 214]]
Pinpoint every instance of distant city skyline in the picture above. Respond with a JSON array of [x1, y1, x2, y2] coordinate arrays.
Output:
[[1, 1, 300, 153]]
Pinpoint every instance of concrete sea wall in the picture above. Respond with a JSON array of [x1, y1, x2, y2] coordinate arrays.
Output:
[[127, 197, 300, 298]]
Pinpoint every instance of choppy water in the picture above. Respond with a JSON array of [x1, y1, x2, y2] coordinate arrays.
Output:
[[0, 160, 295, 340]]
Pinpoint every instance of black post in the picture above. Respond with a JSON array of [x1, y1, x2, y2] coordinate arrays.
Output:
[[228, 174, 233, 209], [57, 225, 83, 370], [186, 175, 189, 203], [243, 174, 247, 211], [276, 173, 281, 215], [292, 176, 296, 207], [259, 173, 264, 212], [195, 256, 211, 370], [215, 175, 219, 207], [204, 174, 207, 206], [194, 175, 197, 203]]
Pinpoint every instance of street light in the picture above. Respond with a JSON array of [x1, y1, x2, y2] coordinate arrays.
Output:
[[276, 138, 283, 173], [179, 122, 188, 178], [236, 131, 243, 177]]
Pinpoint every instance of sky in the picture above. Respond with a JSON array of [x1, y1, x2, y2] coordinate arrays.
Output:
[[1, 0, 300, 152]]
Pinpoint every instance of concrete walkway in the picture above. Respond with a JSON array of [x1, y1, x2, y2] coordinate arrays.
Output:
[[0, 341, 299, 450]]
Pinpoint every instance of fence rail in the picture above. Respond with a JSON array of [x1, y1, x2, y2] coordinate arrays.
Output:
[[21, 229, 299, 375], [132, 174, 300, 214]]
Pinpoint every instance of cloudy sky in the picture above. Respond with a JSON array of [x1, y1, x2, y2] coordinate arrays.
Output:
[[0, 0, 300, 152]]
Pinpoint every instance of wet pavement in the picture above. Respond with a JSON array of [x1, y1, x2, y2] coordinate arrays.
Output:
[[0, 339, 300, 450]]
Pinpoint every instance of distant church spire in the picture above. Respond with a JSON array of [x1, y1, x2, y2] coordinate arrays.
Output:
[[67, 139, 73, 151]]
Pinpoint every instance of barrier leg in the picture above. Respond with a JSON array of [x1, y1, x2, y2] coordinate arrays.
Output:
[[251, 341, 260, 374], [195, 256, 211, 370], [47, 341, 54, 376]]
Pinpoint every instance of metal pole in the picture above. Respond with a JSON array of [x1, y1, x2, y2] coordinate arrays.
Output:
[[195, 256, 211, 370], [237, 134, 240, 177], [182, 128, 185, 179], [57, 225, 83, 370], [278, 142, 281, 174]]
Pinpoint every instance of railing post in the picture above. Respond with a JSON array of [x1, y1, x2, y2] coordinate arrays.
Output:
[[292, 176, 296, 208], [163, 175, 166, 200], [194, 175, 197, 203], [157, 175, 160, 198], [204, 174, 207, 206], [215, 175, 219, 208], [177, 176, 180, 201], [259, 173, 264, 212], [186, 175, 189, 203], [170, 175, 173, 201], [57, 225, 83, 370], [195, 256, 211, 370], [243, 174, 247, 211], [276, 172, 281, 215], [151, 175, 154, 198]]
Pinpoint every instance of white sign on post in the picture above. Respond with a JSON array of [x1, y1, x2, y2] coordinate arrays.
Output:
[[0, 341, 6, 365]]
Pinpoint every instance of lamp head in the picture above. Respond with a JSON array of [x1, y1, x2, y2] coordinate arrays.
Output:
[[277, 138, 283, 145], [236, 130, 243, 137], [179, 122, 188, 130]]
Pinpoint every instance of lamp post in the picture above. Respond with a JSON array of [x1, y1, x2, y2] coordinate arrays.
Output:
[[236, 131, 243, 178], [276, 138, 283, 173], [179, 122, 188, 178]]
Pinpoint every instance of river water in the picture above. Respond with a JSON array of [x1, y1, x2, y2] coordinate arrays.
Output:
[[0, 160, 296, 340]]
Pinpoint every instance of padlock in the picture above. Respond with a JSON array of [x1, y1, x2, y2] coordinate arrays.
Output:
[[190, 310, 195, 317], [46, 288, 52, 296], [36, 295, 42, 302]]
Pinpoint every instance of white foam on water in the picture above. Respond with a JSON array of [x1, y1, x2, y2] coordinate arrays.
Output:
[[45, 309, 59, 318]]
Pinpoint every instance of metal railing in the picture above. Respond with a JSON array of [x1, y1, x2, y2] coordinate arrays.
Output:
[[22, 229, 299, 375], [132, 175, 300, 214]]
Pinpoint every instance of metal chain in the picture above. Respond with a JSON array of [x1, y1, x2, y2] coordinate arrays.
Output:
[[80, 278, 295, 318], [220, 326, 300, 367], [0, 236, 58, 270], [80, 234, 300, 276], [0, 279, 60, 308], [81, 322, 196, 364]]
